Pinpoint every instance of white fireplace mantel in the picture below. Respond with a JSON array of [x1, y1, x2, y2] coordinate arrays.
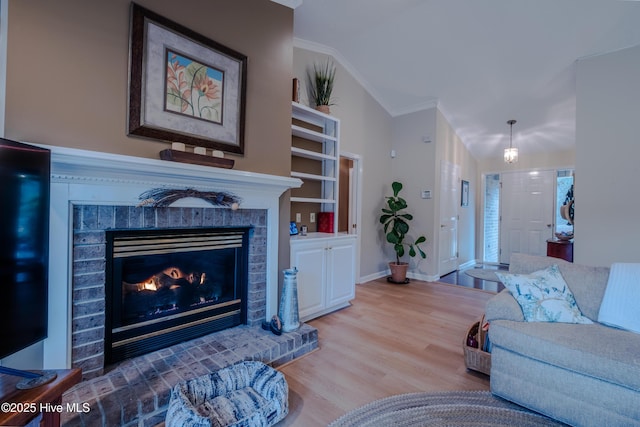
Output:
[[42, 145, 301, 368]]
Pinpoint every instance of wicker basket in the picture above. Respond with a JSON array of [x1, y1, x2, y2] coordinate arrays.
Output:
[[463, 316, 491, 375]]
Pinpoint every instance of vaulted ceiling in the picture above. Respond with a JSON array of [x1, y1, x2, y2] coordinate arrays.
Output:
[[292, 0, 640, 160]]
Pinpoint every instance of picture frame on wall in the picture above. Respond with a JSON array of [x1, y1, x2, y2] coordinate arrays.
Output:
[[127, 3, 247, 155], [461, 180, 469, 207]]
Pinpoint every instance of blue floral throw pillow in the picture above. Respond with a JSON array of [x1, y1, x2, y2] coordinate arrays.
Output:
[[495, 265, 593, 324]]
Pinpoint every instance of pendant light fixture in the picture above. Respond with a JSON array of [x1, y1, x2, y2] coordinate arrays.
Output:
[[504, 119, 518, 163]]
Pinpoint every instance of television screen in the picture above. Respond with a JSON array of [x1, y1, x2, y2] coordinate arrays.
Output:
[[0, 139, 50, 359]]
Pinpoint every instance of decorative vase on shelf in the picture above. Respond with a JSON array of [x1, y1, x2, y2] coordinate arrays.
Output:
[[315, 105, 330, 115], [279, 268, 300, 332]]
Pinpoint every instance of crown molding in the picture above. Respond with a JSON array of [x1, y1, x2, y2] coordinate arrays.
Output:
[[270, 0, 303, 9], [390, 99, 440, 117], [293, 37, 442, 118], [294, 37, 392, 116]]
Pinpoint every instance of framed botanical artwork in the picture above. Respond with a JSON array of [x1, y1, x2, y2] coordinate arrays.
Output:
[[128, 3, 247, 154], [461, 180, 470, 207]]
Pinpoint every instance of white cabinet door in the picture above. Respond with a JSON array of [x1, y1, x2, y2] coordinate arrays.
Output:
[[291, 235, 356, 321], [291, 242, 326, 320], [326, 238, 356, 307]]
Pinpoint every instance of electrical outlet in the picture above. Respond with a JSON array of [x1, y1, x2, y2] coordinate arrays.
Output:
[[310, 213, 316, 223], [296, 213, 301, 222]]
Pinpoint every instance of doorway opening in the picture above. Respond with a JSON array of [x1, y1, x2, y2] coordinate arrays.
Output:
[[483, 174, 500, 263], [482, 168, 574, 264], [339, 152, 361, 281]]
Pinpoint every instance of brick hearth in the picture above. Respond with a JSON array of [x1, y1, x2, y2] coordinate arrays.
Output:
[[61, 324, 317, 426]]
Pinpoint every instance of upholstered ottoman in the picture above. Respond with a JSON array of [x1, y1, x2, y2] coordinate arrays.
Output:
[[165, 361, 289, 427]]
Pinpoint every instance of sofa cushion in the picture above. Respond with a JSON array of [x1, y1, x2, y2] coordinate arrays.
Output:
[[489, 319, 640, 392], [598, 263, 640, 334], [507, 253, 610, 320], [485, 289, 525, 322], [496, 265, 592, 324]]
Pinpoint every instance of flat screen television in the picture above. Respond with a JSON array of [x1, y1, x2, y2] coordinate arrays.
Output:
[[0, 138, 50, 360]]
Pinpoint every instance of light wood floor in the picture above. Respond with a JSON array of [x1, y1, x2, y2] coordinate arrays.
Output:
[[277, 278, 494, 426]]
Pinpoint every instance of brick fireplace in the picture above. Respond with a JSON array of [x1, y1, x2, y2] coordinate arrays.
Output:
[[72, 206, 264, 376], [43, 146, 302, 371], [42, 146, 321, 425]]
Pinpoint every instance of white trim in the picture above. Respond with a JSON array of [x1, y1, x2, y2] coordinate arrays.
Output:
[[458, 259, 477, 270], [390, 99, 439, 117], [270, 0, 303, 9], [408, 271, 441, 283], [39, 145, 301, 368], [359, 269, 441, 284], [359, 270, 388, 284], [294, 38, 392, 115], [293, 37, 443, 119]]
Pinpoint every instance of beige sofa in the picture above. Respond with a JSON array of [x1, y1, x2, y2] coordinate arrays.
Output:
[[485, 253, 640, 427]]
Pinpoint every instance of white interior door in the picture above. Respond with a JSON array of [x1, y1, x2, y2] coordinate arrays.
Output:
[[500, 170, 555, 264], [439, 160, 459, 276]]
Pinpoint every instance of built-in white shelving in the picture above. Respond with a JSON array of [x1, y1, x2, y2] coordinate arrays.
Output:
[[289, 103, 355, 321], [290, 102, 340, 232]]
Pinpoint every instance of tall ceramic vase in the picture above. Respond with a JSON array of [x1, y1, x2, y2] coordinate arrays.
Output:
[[279, 268, 300, 332]]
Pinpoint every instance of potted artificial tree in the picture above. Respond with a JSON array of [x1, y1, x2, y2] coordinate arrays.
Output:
[[379, 181, 427, 283], [307, 60, 336, 114]]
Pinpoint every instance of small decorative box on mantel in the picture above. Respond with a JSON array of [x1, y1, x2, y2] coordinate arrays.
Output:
[[159, 149, 235, 169]]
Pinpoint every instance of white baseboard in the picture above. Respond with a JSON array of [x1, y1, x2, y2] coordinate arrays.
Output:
[[359, 270, 389, 284], [458, 259, 478, 270], [407, 271, 440, 282], [359, 269, 441, 284]]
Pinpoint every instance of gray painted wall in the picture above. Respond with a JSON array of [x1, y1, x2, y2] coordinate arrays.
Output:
[[575, 44, 640, 266]]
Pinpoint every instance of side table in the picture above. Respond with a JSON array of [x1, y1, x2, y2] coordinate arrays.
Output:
[[547, 238, 573, 262], [0, 368, 82, 427]]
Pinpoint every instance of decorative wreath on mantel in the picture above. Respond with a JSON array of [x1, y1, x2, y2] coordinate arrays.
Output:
[[137, 188, 241, 209]]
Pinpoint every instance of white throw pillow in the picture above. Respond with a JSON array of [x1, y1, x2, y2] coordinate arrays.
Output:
[[598, 263, 640, 334], [496, 265, 593, 324]]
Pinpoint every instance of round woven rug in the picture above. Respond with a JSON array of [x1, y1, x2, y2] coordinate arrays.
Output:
[[328, 391, 567, 426], [464, 268, 501, 282]]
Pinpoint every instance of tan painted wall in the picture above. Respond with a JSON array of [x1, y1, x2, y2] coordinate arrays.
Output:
[[391, 108, 437, 277], [2, 0, 293, 367], [435, 109, 478, 271], [575, 44, 640, 266], [5, 0, 293, 177], [477, 150, 575, 175]]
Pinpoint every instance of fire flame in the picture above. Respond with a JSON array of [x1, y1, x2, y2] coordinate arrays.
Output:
[[126, 266, 206, 293]]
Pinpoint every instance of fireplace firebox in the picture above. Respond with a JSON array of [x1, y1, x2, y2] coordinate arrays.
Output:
[[105, 227, 250, 364]]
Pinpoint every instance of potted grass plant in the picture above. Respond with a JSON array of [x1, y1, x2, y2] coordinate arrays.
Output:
[[379, 181, 427, 283], [307, 60, 336, 114]]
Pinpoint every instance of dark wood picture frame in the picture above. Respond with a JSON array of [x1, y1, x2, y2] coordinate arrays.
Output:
[[461, 179, 470, 207], [127, 3, 247, 155]]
